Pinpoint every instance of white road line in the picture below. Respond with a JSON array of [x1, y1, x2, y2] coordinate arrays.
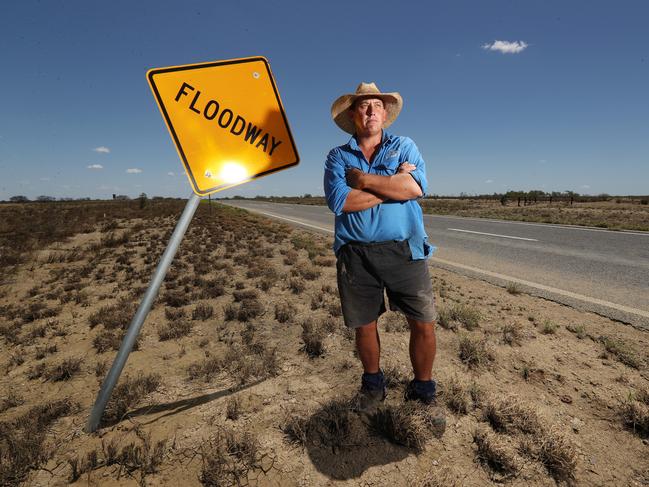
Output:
[[430, 257, 649, 320], [428, 214, 649, 237], [447, 228, 539, 241], [253, 210, 334, 233]]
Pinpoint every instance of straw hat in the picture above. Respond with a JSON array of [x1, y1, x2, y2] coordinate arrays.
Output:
[[331, 82, 403, 134]]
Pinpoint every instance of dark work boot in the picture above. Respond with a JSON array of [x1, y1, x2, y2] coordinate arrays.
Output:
[[353, 370, 386, 414]]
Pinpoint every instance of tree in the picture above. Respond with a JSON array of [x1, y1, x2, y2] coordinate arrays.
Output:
[[9, 195, 29, 202], [36, 195, 56, 202], [138, 192, 148, 209]]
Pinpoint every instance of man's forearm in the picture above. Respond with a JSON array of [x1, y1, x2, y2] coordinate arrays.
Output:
[[342, 189, 385, 213], [361, 173, 423, 201]]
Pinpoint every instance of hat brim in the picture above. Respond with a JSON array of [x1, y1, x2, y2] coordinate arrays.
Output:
[[331, 92, 402, 134]]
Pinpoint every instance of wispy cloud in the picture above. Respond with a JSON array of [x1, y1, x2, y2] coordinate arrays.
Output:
[[485, 179, 494, 184], [87, 164, 103, 170], [39, 177, 51, 181], [126, 168, 142, 174], [581, 184, 591, 189], [167, 171, 175, 176], [482, 40, 528, 54], [93, 146, 110, 154]]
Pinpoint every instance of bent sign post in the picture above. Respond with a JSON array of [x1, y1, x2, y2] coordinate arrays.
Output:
[[86, 57, 298, 432]]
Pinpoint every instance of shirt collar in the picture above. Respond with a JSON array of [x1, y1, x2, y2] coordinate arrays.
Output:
[[346, 130, 393, 151]]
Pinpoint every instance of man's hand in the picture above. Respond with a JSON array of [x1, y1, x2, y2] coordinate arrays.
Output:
[[398, 161, 416, 174], [345, 167, 365, 190]]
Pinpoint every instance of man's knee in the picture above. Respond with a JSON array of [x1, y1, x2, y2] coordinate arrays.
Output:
[[355, 320, 378, 337], [408, 318, 436, 336]]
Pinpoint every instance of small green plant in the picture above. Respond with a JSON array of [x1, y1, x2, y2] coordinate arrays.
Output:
[[506, 282, 521, 295], [540, 320, 558, 335]]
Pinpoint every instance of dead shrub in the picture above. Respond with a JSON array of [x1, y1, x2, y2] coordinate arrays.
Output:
[[501, 322, 523, 346], [292, 262, 321, 281], [458, 334, 495, 369], [233, 289, 258, 302], [274, 301, 296, 323], [383, 364, 409, 389], [192, 303, 214, 321], [288, 277, 306, 294], [201, 279, 225, 298], [103, 373, 161, 424], [88, 301, 136, 330], [224, 303, 238, 321], [226, 396, 242, 420], [200, 427, 261, 487], [0, 390, 24, 414], [473, 426, 521, 478], [34, 344, 57, 359], [301, 320, 325, 358], [187, 356, 225, 381], [621, 394, 649, 437], [165, 307, 186, 321], [237, 298, 264, 321], [483, 395, 542, 434], [44, 357, 82, 381], [163, 290, 190, 308], [21, 302, 60, 324], [0, 398, 76, 486], [158, 320, 192, 341]]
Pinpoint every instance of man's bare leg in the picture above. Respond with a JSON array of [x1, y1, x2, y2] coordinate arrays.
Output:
[[355, 320, 380, 373], [407, 318, 437, 381]]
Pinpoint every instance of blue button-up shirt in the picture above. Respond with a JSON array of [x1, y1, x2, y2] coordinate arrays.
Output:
[[323, 130, 435, 260]]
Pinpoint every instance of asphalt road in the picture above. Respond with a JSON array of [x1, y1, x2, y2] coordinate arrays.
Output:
[[220, 200, 649, 329]]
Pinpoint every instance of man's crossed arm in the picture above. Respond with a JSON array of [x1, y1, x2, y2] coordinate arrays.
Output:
[[342, 163, 422, 213]]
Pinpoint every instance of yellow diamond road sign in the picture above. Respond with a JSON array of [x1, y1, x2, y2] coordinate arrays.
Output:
[[147, 56, 299, 195]]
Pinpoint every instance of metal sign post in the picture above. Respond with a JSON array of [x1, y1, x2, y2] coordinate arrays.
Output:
[[86, 55, 299, 432], [86, 193, 201, 432]]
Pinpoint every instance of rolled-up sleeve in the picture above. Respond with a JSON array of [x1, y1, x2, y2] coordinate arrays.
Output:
[[324, 148, 351, 216], [401, 137, 428, 196]]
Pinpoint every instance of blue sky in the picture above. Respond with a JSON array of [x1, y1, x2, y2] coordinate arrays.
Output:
[[1, 0, 647, 200]]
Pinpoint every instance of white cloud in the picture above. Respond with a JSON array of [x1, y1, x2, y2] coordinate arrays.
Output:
[[126, 168, 142, 174], [93, 146, 110, 153], [482, 40, 528, 54], [87, 164, 103, 170], [485, 179, 494, 184], [167, 171, 175, 176], [39, 177, 51, 181], [581, 184, 590, 189]]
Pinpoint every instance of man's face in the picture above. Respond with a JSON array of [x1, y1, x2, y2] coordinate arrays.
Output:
[[349, 97, 387, 136]]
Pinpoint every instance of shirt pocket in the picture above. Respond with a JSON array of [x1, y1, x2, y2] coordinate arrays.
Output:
[[373, 156, 400, 175]]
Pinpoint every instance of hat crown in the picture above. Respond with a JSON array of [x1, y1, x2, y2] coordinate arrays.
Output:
[[355, 82, 381, 95]]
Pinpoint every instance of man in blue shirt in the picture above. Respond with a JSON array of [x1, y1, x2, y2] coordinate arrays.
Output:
[[324, 82, 443, 421]]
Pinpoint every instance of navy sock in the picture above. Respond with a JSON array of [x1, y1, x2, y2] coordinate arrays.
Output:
[[362, 370, 385, 390]]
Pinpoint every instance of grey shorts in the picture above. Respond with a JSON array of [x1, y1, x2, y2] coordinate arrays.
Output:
[[336, 240, 437, 329]]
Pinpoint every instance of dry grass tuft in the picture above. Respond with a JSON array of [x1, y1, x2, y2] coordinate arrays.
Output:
[[226, 396, 242, 421], [458, 334, 495, 369], [620, 390, 649, 437], [532, 427, 578, 483], [540, 319, 558, 335], [442, 375, 470, 414], [501, 322, 524, 346], [274, 301, 296, 323], [200, 427, 262, 486], [157, 320, 192, 341], [44, 357, 82, 381], [599, 335, 643, 369], [103, 373, 161, 425], [473, 426, 521, 478], [483, 395, 542, 434], [0, 390, 24, 414], [0, 398, 77, 486], [437, 303, 481, 331], [300, 320, 325, 358], [370, 403, 433, 451], [192, 303, 214, 321]]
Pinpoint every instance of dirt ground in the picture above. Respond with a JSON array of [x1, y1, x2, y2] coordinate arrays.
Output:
[[1, 201, 648, 486]]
